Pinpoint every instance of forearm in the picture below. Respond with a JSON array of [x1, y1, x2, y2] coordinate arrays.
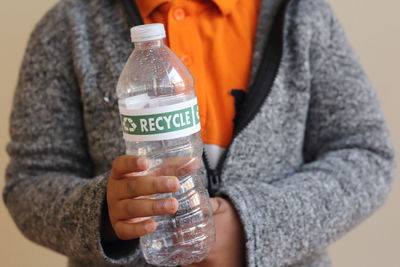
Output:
[[3, 167, 146, 265], [3, 171, 107, 259]]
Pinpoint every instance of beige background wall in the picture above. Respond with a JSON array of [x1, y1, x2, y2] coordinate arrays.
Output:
[[0, 1, 398, 266]]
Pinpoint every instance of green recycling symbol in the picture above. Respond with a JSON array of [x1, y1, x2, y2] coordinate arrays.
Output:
[[123, 117, 137, 133]]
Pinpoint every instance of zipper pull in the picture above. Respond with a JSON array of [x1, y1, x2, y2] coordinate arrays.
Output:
[[207, 169, 220, 197]]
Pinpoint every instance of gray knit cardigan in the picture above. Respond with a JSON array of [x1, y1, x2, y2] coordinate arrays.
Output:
[[3, 0, 395, 266]]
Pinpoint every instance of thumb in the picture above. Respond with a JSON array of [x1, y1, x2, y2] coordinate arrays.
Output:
[[210, 197, 223, 214]]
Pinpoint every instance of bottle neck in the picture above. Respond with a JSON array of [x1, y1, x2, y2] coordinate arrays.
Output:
[[133, 39, 164, 50]]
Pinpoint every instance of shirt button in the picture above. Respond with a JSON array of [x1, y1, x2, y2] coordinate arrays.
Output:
[[173, 8, 186, 21], [181, 54, 192, 65]]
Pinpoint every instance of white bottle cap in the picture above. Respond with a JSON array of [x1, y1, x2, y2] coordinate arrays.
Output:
[[130, 23, 166, 43]]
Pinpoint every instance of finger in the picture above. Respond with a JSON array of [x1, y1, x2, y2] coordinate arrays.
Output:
[[111, 156, 148, 179], [115, 176, 180, 199], [113, 219, 156, 240], [115, 198, 179, 219]]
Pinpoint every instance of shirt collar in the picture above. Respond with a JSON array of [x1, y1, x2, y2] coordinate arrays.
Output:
[[212, 0, 239, 15], [135, 0, 169, 18], [134, 0, 239, 18]]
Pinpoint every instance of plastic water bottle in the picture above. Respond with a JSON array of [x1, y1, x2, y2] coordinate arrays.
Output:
[[116, 23, 215, 266]]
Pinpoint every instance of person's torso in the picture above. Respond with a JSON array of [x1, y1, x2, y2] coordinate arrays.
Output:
[[70, 0, 306, 201], [63, 0, 330, 265]]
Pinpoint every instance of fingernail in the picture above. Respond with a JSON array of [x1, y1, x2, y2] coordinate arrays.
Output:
[[137, 157, 148, 169], [163, 199, 176, 211], [165, 177, 178, 190], [144, 221, 156, 232]]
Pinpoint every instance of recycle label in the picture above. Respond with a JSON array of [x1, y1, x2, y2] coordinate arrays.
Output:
[[119, 98, 200, 141]]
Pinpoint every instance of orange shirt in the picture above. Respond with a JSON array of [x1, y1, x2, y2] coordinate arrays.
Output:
[[135, 0, 260, 148]]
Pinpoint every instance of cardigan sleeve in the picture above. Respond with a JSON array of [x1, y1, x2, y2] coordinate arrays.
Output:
[[2, 5, 145, 266], [220, 1, 395, 266]]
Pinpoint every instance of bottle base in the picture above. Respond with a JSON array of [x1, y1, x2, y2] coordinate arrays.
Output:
[[143, 250, 209, 267]]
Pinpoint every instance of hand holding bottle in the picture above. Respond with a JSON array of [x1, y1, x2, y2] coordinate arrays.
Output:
[[184, 198, 246, 267], [107, 155, 202, 240], [107, 156, 179, 240]]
